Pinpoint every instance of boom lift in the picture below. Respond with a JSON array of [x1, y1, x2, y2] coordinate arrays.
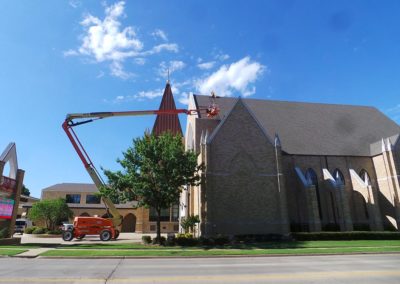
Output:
[[61, 102, 219, 241]]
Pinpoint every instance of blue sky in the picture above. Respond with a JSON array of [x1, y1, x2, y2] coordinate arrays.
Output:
[[1, 0, 400, 198]]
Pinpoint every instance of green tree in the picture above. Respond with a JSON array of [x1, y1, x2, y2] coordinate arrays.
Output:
[[102, 132, 203, 242], [22, 185, 30, 196], [180, 215, 200, 234], [28, 198, 73, 230]]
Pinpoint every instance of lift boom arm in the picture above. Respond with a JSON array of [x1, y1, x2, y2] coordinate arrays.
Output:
[[62, 108, 204, 229]]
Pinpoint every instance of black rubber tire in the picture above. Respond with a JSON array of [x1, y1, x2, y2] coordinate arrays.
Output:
[[100, 230, 112, 241], [62, 230, 74, 241], [114, 230, 120, 239]]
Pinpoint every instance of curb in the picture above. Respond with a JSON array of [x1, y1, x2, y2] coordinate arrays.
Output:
[[36, 251, 400, 259]]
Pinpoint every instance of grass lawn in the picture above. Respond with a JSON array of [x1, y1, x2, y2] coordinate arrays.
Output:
[[41, 240, 400, 257], [0, 248, 28, 256], [0, 244, 40, 249], [58, 240, 400, 249]]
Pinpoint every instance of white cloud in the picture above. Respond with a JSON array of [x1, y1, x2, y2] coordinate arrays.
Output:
[[151, 29, 168, 41], [66, 1, 179, 79], [134, 58, 146, 65], [159, 60, 186, 78], [69, 0, 81, 8], [110, 61, 134, 79], [79, 2, 143, 62], [141, 43, 179, 56], [196, 57, 265, 97], [197, 61, 216, 70], [178, 92, 192, 105], [215, 53, 230, 61], [96, 71, 105, 78], [134, 88, 163, 100], [63, 49, 79, 57]]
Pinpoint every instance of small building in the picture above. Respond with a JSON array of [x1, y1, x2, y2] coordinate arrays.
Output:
[[183, 95, 400, 236], [41, 183, 179, 233], [17, 194, 40, 219]]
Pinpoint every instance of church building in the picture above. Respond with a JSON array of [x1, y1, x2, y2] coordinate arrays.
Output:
[[182, 94, 400, 236]]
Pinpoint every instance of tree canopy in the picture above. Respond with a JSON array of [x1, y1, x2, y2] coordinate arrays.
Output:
[[102, 132, 203, 241], [28, 198, 73, 230], [22, 185, 30, 196]]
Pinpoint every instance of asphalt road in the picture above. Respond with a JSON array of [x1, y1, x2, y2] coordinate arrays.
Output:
[[0, 254, 399, 283]]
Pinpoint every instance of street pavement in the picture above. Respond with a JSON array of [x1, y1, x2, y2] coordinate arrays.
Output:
[[0, 254, 399, 283]]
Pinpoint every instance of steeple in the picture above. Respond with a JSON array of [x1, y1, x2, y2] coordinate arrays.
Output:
[[152, 82, 183, 136]]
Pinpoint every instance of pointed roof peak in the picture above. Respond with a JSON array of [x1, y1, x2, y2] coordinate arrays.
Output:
[[152, 82, 183, 136]]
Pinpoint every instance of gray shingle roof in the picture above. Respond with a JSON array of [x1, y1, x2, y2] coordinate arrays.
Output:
[[194, 95, 400, 156]]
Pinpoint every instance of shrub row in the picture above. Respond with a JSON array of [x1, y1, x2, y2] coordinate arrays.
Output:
[[24, 227, 62, 235], [292, 231, 400, 241], [141, 234, 231, 246], [141, 235, 168, 245], [142, 231, 400, 246]]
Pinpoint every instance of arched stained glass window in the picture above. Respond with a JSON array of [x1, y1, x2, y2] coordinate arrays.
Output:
[[333, 169, 345, 185], [359, 169, 371, 186], [305, 168, 322, 220]]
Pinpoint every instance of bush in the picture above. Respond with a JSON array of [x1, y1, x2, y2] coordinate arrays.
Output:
[[321, 223, 341, 232], [142, 235, 152, 244], [292, 231, 400, 241], [164, 233, 176, 246], [0, 228, 9, 239], [177, 233, 193, 238], [175, 234, 198, 246], [32, 227, 47, 234], [152, 236, 166, 245], [353, 224, 371, 231], [47, 229, 62, 235], [165, 237, 176, 246], [199, 236, 215, 246], [180, 215, 200, 233], [24, 226, 38, 234], [213, 234, 230, 246]]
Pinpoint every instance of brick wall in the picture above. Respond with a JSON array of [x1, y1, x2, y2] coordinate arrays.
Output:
[[204, 100, 287, 236]]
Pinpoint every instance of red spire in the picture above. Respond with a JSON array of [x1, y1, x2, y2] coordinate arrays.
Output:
[[152, 82, 183, 136]]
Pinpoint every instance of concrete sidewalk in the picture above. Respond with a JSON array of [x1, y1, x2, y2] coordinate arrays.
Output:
[[19, 232, 164, 245], [12, 232, 166, 258], [15, 248, 55, 258]]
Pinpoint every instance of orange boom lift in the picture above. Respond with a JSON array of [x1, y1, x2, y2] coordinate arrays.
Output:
[[61, 99, 219, 241]]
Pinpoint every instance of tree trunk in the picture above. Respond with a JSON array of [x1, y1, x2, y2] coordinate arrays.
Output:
[[156, 208, 161, 243]]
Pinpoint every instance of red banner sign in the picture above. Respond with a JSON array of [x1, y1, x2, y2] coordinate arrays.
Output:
[[0, 197, 14, 219]]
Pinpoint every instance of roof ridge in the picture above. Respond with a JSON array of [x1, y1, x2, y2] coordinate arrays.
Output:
[[193, 94, 378, 109]]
